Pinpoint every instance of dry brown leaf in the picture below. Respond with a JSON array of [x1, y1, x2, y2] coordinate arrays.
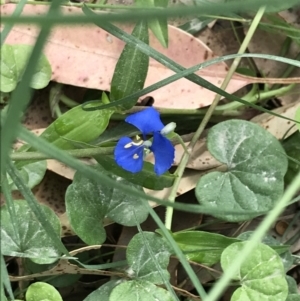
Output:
[[2, 4, 299, 109]]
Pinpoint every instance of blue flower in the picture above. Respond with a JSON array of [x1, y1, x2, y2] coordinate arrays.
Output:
[[114, 107, 175, 176]]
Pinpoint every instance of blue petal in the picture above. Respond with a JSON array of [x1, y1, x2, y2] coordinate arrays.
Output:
[[125, 107, 164, 135], [114, 137, 144, 173], [150, 132, 175, 176]]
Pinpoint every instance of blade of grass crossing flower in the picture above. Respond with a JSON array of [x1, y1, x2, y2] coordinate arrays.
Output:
[[1, 0, 61, 175], [110, 21, 149, 110], [17, 126, 269, 217], [6, 160, 70, 257], [1, 255, 14, 300], [136, 0, 169, 47]]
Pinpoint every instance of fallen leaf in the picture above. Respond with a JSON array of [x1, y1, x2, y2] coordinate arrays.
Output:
[[2, 4, 299, 109]]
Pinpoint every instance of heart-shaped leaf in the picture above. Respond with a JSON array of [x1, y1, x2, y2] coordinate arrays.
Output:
[[65, 165, 149, 245], [126, 232, 171, 285], [1, 200, 61, 264], [221, 242, 288, 301], [238, 232, 293, 271], [110, 280, 173, 301], [1, 44, 51, 92], [25, 282, 62, 301], [196, 120, 288, 221]]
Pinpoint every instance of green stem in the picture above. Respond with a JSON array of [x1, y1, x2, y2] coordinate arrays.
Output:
[[164, 6, 267, 230], [60, 94, 80, 108], [116, 83, 294, 119], [11, 147, 114, 161]]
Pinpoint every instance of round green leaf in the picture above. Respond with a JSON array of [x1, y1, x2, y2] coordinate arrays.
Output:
[[25, 282, 62, 301], [65, 165, 148, 245], [110, 280, 173, 301], [286, 276, 299, 294], [196, 120, 288, 221], [127, 232, 171, 285], [1, 44, 51, 93], [238, 232, 293, 271], [1, 200, 61, 264], [221, 242, 288, 301]]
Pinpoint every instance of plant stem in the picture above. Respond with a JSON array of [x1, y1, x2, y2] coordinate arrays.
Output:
[[164, 6, 267, 230], [60, 94, 80, 108], [11, 147, 114, 161]]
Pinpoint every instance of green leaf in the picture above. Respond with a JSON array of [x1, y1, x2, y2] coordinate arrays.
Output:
[[261, 14, 300, 45], [1, 200, 61, 264], [238, 232, 293, 271], [221, 242, 288, 301], [16, 104, 113, 167], [92, 122, 139, 146], [110, 21, 149, 110], [110, 280, 173, 301], [137, 0, 168, 47], [172, 231, 240, 266], [0, 44, 51, 92], [283, 131, 300, 186], [127, 232, 171, 284], [195, 120, 288, 222], [25, 282, 63, 301], [83, 280, 121, 301], [1, 255, 13, 301], [65, 165, 148, 245], [286, 275, 299, 294], [8, 160, 47, 190], [179, 17, 212, 34], [95, 155, 175, 190]]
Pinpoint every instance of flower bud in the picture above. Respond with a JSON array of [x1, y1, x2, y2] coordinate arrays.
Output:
[[161, 122, 176, 136]]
